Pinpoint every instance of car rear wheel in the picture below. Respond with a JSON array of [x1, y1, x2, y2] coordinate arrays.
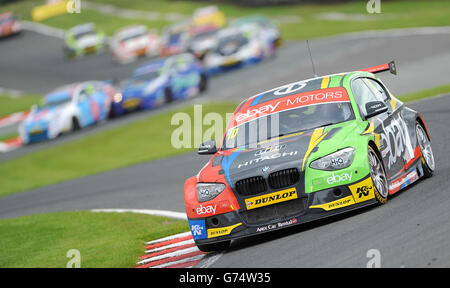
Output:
[[164, 88, 173, 103], [368, 146, 388, 204], [416, 123, 435, 177], [71, 117, 81, 132], [199, 74, 208, 92], [197, 240, 231, 253]]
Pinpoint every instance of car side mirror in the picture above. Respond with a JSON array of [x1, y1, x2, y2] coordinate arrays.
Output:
[[198, 140, 217, 155], [365, 101, 388, 119]]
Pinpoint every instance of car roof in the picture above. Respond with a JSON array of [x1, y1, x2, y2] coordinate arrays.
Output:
[[133, 58, 168, 77], [69, 23, 96, 34], [45, 84, 78, 103]]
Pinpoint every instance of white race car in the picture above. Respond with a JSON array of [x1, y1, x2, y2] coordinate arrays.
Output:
[[203, 25, 275, 74], [110, 25, 161, 64], [19, 81, 115, 144]]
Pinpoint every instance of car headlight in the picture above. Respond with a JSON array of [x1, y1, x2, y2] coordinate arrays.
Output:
[[197, 183, 226, 203], [113, 93, 123, 103], [309, 147, 355, 171]]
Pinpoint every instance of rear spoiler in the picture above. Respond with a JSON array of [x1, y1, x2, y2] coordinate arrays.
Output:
[[361, 60, 397, 75]]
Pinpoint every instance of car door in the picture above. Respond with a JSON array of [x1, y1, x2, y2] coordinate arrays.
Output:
[[351, 77, 402, 178], [170, 55, 200, 99], [77, 84, 100, 126], [364, 77, 415, 179]]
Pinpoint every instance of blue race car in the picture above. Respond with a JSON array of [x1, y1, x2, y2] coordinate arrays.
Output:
[[112, 53, 208, 116], [19, 81, 115, 144]]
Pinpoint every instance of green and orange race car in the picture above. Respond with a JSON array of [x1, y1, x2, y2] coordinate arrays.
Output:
[[184, 62, 435, 252]]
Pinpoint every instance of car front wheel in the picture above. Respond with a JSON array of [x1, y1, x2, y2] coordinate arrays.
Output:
[[368, 146, 388, 204]]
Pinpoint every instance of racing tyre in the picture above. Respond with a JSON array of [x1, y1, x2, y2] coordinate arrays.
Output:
[[164, 88, 173, 103], [416, 122, 435, 178], [71, 117, 81, 132], [199, 74, 208, 92], [368, 146, 388, 204], [197, 240, 231, 253]]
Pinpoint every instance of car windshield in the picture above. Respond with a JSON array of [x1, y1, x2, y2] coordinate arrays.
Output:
[[215, 33, 248, 55], [223, 102, 355, 150], [119, 29, 146, 42], [74, 30, 96, 40], [40, 98, 71, 109]]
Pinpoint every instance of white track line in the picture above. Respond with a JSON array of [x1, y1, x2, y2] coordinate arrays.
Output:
[[146, 239, 195, 254], [90, 208, 187, 220], [21, 21, 65, 39], [138, 246, 200, 265], [150, 254, 205, 268], [146, 231, 192, 245]]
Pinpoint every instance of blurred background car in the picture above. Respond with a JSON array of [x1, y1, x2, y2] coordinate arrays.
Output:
[[230, 15, 281, 50], [63, 23, 106, 58], [19, 81, 114, 144], [0, 12, 21, 38], [111, 53, 208, 116], [203, 25, 274, 74], [160, 20, 191, 57], [186, 25, 220, 60], [110, 25, 162, 64]]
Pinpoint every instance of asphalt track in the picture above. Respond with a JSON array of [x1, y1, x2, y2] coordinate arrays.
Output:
[[1, 27, 450, 267]]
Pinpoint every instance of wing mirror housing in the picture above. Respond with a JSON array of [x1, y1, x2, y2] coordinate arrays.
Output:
[[365, 101, 388, 119], [198, 139, 217, 155]]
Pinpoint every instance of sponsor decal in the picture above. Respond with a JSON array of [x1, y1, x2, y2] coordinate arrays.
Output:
[[378, 114, 415, 170], [245, 188, 297, 210], [309, 196, 355, 211], [326, 172, 353, 185], [188, 219, 207, 240], [349, 177, 375, 203], [207, 223, 242, 238], [254, 144, 286, 156], [196, 204, 217, 216], [237, 150, 298, 169], [256, 218, 297, 233], [233, 87, 350, 124]]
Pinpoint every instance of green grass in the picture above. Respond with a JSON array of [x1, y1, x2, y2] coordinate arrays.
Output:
[[0, 211, 188, 268], [0, 93, 41, 117], [1, 0, 449, 39], [0, 132, 18, 141], [397, 83, 450, 103], [40, 9, 173, 36], [0, 101, 238, 198]]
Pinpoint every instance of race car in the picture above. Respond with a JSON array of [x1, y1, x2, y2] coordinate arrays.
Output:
[[0, 12, 21, 38], [186, 25, 220, 60], [110, 25, 161, 64], [184, 62, 435, 252], [19, 81, 115, 144], [160, 21, 191, 57], [111, 53, 208, 116], [64, 23, 106, 58], [203, 25, 276, 75], [230, 15, 281, 49]]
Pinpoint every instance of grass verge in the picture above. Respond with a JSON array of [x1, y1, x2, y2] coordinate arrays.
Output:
[[0, 0, 449, 39], [0, 93, 41, 117], [397, 83, 450, 103], [0, 211, 188, 268]]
